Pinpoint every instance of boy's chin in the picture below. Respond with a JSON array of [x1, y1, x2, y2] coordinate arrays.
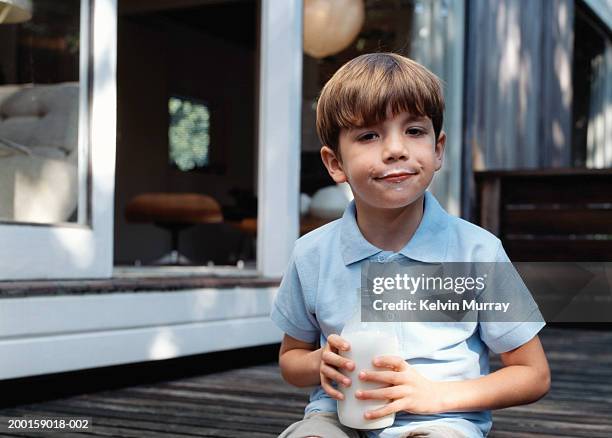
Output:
[[358, 192, 425, 210]]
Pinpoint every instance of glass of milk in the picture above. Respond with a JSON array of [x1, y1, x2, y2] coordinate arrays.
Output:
[[337, 321, 400, 430]]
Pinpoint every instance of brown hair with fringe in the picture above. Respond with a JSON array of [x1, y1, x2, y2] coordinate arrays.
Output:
[[315, 52, 445, 160]]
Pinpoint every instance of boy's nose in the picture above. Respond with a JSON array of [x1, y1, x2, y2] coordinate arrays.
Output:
[[382, 139, 409, 162]]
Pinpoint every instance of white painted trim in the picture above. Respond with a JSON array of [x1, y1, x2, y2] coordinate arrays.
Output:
[[89, 0, 117, 278], [0, 317, 281, 380], [0, 287, 278, 338], [76, 0, 90, 225], [256, 0, 302, 277], [0, 0, 117, 280], [0, 287, 283, 380]]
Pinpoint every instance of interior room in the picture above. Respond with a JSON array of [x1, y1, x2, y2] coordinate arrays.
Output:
[[114, 0, 259, 268]]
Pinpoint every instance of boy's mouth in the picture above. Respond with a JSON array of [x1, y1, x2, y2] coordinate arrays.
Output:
[[374, 169, 417, 183]]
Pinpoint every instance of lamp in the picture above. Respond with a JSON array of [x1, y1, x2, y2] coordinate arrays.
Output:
[[303, 0, 365, 59], [0, 0, 32, 24]]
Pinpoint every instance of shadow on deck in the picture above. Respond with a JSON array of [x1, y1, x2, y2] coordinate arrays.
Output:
[[0, 327, 611, 437]]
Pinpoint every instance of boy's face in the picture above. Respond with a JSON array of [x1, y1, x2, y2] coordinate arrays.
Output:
[[320, 107, 445, 211]]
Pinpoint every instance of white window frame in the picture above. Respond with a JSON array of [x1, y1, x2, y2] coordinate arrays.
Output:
[[256, 0, 302, 277], [0, 0, 117, 280]]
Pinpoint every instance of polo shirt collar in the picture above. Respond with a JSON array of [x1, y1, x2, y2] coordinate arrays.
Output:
[[339, 191, 449, 265]]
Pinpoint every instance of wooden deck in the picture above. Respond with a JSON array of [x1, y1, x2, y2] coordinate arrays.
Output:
[[0, 327, 611, 437]]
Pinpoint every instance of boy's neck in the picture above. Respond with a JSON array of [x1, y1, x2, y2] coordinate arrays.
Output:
[[353, 194, 425, 253]]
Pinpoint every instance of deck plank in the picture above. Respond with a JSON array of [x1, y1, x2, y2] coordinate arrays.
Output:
[[0, 327, 610, 437]]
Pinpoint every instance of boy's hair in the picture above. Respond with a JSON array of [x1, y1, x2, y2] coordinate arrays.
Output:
[[315, 52, 445, 160]]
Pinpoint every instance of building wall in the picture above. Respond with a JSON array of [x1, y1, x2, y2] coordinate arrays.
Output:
[[462, 0, 575, 217], [464, 0, 574, 171]]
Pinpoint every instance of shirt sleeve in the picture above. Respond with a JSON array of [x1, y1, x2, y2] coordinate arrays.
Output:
[[270, 246, 320, 344], [478, 240, 546, 354]]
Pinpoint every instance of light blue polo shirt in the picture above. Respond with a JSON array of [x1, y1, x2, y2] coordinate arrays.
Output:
[[270, 190, 545, 438]]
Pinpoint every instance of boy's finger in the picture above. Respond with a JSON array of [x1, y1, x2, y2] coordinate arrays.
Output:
[[355, 386, 402, 401], [364, 400, 402, 420], [327, 334, 350, 351], [359, 369, 401, 385], [322, 350, 355, 371], [321, 364, 351, 387], [373, 355, 408, 371], [321, 374, 344, 400], [327, 335, 351, 351]]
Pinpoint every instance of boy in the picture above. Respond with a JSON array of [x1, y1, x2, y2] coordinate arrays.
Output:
[[270, 53, 550, 438]]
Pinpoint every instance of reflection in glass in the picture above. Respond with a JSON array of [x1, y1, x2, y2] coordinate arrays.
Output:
[[0, 0, 82, 224]]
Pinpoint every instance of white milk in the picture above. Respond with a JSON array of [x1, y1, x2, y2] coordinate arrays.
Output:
[[337, 330, 400, 429]]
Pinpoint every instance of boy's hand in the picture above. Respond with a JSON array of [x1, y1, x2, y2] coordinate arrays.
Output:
[[355, 355, 443, 418], [319, 334, 355, 400]]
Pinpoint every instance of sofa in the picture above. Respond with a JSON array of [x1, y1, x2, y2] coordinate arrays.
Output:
[[0, 82, 79, 223]]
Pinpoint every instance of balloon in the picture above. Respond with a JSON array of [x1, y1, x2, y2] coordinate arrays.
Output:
[[0, 0, 32, 24], [303, 0, 365, 59]]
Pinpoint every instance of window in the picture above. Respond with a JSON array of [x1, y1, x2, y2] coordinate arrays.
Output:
[[0, 0, 86, 225], [0, 0, 302, 280]]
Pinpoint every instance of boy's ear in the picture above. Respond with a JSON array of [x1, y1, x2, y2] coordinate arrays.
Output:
[[320, 145, 348, 183], [434, 131, 446, 171]]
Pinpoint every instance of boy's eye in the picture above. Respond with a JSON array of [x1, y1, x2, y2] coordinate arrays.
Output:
[[357, 133, 377, 142], [406, 127, 425, 136]]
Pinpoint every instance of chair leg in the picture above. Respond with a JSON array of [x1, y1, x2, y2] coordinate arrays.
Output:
[[151, 223, 193, 265]]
